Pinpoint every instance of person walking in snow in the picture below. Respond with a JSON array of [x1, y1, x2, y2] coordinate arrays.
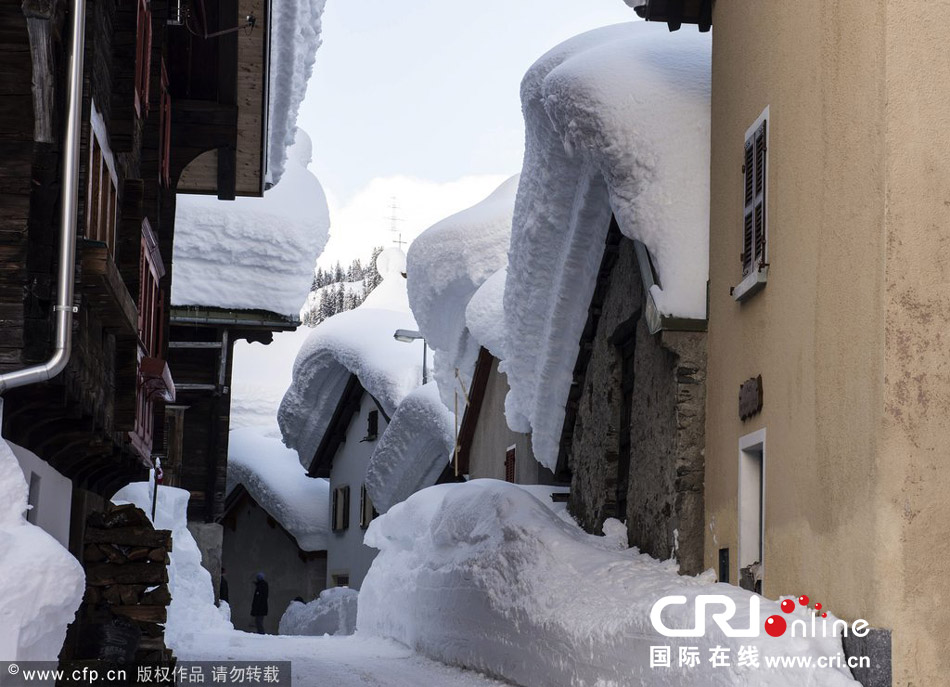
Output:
[[251, 572, 269, 634]]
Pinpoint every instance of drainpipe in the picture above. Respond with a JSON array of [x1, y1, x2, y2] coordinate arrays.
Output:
[[0, 0, 86, 395]]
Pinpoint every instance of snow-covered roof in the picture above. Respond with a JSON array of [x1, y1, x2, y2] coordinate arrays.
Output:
[[365, 382, 455, 514], [172, 130, 330, 318], [465, 267, 507, 361], [279, 249, 426, 468], [226, 426, 330, 551], [266, 0, 326, 186], [406, 176, 519, 407], [503, 23, 711, 469]]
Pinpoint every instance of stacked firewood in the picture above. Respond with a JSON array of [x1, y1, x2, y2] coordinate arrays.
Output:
[[61, 503, 177, 676]]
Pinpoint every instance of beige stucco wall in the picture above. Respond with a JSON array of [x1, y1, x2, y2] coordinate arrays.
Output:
[[707, 1, 950, 683]]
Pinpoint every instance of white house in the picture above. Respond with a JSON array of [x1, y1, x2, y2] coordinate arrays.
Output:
[[279, 248, 426, 590]]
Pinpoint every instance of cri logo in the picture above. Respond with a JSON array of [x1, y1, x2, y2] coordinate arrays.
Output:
[[650, 594, 843, 639]]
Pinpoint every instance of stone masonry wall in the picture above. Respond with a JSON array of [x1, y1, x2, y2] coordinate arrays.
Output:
[[567, 238, 706, 575]]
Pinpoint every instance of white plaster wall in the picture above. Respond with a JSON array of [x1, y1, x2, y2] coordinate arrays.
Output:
[[327, 392, 388, 590], [9, 441, 72, 548]]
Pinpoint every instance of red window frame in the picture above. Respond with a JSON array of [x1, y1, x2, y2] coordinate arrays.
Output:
[[134, 0, 152, 118]]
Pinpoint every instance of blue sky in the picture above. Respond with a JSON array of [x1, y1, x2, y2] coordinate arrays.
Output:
[[296, 0, 635, 266]]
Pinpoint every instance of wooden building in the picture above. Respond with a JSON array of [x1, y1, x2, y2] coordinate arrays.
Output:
[[0, 0, 273, 559]]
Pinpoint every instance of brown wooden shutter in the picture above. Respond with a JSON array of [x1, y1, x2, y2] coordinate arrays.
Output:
[[505, 447, 516, 483], [331, 488, 339, 531], [342, 486, 350, 530], [753, 121, 767, 266], [741, 137, 755, 276]]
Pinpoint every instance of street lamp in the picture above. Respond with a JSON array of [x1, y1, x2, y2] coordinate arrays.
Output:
[[393, 329, 427, 384]]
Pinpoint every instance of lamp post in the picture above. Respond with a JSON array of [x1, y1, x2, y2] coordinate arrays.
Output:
[[393, 329, 427, 384]]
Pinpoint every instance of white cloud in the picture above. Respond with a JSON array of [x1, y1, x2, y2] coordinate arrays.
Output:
[[316, 174, 511, 269]]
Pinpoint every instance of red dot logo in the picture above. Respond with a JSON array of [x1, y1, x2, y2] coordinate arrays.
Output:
[[821, 612, 827, 618], [798, 595, 810, 606], [780, 599, 795, 614], [764, 615, 787, 637], [815, 602, 822, 611]]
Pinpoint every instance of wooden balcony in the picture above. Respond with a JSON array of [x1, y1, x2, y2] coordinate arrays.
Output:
[[80, 239, 137, 336]]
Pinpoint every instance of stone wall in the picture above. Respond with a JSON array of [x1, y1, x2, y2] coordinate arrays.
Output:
[[567, 237, 706, 575]]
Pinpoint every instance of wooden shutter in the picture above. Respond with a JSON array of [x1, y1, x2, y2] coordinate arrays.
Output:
[[342, 486, 350, 530], [159, 60, 171, 187], [367, 410, 378, 440], [134, 0, 152, 118], [332, 488, 341, 531], [505, 447, 516, 483], [360, 484, 376, 529], [742, 120, 767, 277]]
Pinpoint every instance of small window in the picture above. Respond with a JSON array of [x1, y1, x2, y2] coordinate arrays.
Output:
[[332, 485, 350, 532], [359, 484, 377, 529], [505, 446, 516, 483], [332, 574, 350, 588], [733, 108, 769, 302], [363, 410, 379, 442], [26, 472, 40, 525]]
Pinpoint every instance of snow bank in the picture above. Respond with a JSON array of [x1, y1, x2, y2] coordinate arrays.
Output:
[[266, 0, 326, 186], [172, 129, 330, 318], [365, 383, 455, 514], [280, 249, 424, 468], [358, 481, 858, 687], [227, 426, 330, 551], [112, 482, 232, 650], [279, 587, 359, 636], [0, 440, 83, 660], [406, 176, 518, 407], [504, 23, 711, 469]]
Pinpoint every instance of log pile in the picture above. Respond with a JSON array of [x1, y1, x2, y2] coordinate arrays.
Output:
[[59, 503, 176, 682]]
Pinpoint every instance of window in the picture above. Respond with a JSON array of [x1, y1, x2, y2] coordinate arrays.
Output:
[[332, 574, 350, 588], [505, 446, 516, 483], [134, 0, 152, 118], [138, 218, 165, 357], [362, 410, 379, 442], [86, 128, 118, 255], [733, 108, 769, 302], [26, 472, 40, 525], [359, 484, 377, 529], [332, 485, 350, 532], [738, 429, 765, 594]]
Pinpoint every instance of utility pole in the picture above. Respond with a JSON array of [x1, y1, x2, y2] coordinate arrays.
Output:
[[388, 197, 406, 249]]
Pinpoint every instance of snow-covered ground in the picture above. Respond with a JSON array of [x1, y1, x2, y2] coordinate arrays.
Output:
[[176, 632, 507, 687]]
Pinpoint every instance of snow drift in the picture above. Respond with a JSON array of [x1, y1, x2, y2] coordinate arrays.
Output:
[[279, 587, 359, 636], [267, 0, 326, 186], [358, 481, 859, 687], [0, 440, 84, 660], [112, 482, 232, 650], [465, 266, 508, 361], [227, 426, 330, 551], [405, 176, 518, 408], [365, 382, 455, 514], [504, 23, 711, 469], [172, 129, 330, 318], [279, 248, 425, 468]]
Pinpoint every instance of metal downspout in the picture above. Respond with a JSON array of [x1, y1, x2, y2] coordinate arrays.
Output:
[[0, 0, 86, 395]]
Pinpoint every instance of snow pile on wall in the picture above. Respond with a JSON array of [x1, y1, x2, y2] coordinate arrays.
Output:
[[267, 0, 326, 186], [0, 440, 83, 661], [504, 23, 711, 469], [227, 426, 330, 551], [280, 248, 425, 468], [172, 129, 330, 318], [230, 326, 314, 438], [406, 176, 518, 407], [365, 383, 455, 514], [464, 267, 508, 361], [279, 587, 359, 636], [112, 483, 232, 649], [358, 481, 859, 687]]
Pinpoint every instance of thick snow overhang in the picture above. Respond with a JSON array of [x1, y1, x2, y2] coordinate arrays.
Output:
[[465, 267, 508, 361], [365, 383, 455, 514], [226, 427, 330, 551], [629, 0, 714, 32], [503, 22, 711, 470], [406, 176, 519, 408], [172, 130, 330, 319], [279, 254, 424, 469]]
